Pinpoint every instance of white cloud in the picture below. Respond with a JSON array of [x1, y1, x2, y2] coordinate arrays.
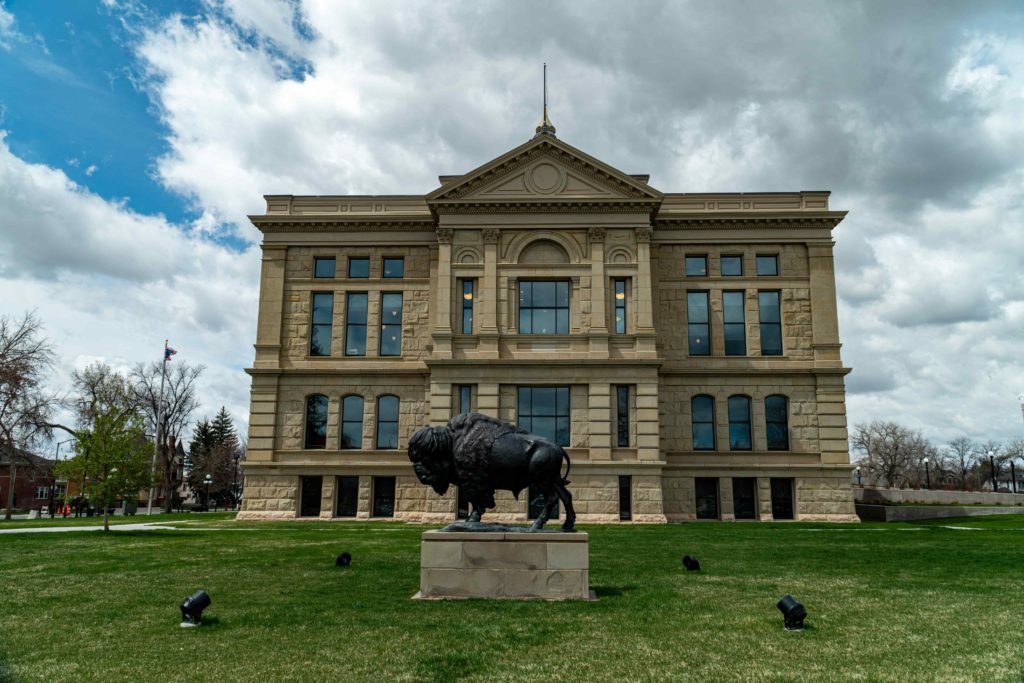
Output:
[[0, 131, 259, 435], [0, 1, 19, 50], [4, 0, 1024, 451]]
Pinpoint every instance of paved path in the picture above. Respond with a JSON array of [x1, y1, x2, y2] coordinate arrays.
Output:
[[0, 521, 185, 535]]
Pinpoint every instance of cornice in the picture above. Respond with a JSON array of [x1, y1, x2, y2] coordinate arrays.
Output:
[[249, 215, 436, 233], [654, 213, 846, 230], [434, 200, 660, 215]]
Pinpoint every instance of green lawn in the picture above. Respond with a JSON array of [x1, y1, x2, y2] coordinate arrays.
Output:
[[2, 517, 1022, 682], [0, 511, 236, 529]]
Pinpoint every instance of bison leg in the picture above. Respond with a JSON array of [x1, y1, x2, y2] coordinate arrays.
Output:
[[555, 481, 576, 531], [468, 502, 484, 523], [530, 484, 558, 531]]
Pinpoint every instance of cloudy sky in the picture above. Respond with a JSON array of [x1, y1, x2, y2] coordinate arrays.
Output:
[[1, 0, 1022, 447]]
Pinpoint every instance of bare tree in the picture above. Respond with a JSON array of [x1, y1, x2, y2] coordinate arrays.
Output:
[[945, 437, 977, 490], [851, 420, 932, 488], [69, 361, 134, 429], [0, 312, 57, 519], [131, 361, 204, 513]]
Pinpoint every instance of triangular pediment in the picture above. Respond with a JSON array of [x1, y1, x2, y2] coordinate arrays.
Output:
[[427, 136, 663, 205]]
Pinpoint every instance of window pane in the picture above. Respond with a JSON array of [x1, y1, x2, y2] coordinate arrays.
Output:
[[342, 395, 364, 422], [695, 478, 719, 519], [459, 386, 472, 414], [766, 423, 789, 451], [347, 293, 368, 324], [555, 309, 569, 334], [614, 279, 627, 334], [312, 293, 334, 325], [723, 292, 744, 323], [341, 422, 361, 448], [462, 280, 474, 334], [519, 308, 532, 333], [348, 258, 369, 278], [383, 257, 404, 278], [518, 387, 530, 418], [372, 476, 395, 517], [693, 424, 716, 450], [556, 281, 569, 306], [533, 282, 556, 306], [518, 386, 569, 446], [765, 395, 789, 451], [688, 323, 710, 356], [314, 258, 336, 278], [533, 309, 556, 334], [761, 325, 783, 356], [733, 478, 757, 519], [377, 395, 399, 422], [756, 255, 779, 276], [533, 387, 556, 416], [305, 395, 328, 449], [380, 293, 403, 356], [721, 255, 742, 276], [619, 475, 632, 521], [376, 422, 398, 449], [382, 293, 403, 321], [687, 292, 709, 323], [765, 395, 787, 423], [758, 292, 781, 322], [345, 325, 366, 356], [310, 325, 332, 357], [692, 396, 714, 423], [617, 386, 629, 448], [519, 281, 531, 307], [685, 256, 707, 276], [337, 476, 359, 517], [557, 387, 570, 415], [729, 423, 752, 450], [728, 396, 750, 422], [533, 417, 556, 442]]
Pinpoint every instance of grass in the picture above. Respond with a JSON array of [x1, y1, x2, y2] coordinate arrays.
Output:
[[0, 512, 236, 529], [1, 516, 1023, 682]]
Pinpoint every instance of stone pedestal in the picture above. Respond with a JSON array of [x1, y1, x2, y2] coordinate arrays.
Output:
[[416, 530, 593, 600]]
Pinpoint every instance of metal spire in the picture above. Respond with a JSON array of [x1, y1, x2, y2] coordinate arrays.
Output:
[[534, 62, 556, 138]]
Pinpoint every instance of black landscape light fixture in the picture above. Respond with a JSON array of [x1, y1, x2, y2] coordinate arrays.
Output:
[[336, 552, 352, 567], [777, 595, 807, 631], [923, 457, 930, 489], [988, 450, 997, 491], [682, 555, 700, 571], [855, 466, 861, 486], [180, 590, 211, 627]]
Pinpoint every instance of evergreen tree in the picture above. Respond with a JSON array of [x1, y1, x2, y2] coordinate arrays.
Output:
[[186, 409, 239, 507]]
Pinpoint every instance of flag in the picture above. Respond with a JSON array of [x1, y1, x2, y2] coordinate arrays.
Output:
[[164, 346, 178, 362]]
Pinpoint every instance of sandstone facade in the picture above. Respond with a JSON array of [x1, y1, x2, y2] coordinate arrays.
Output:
[[240, 127, 857, 523]]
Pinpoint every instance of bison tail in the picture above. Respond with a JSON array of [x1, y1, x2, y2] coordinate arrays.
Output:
[[560, 449, 572, 486]]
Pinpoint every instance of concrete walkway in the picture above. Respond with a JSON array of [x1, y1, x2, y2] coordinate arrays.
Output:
[[0, 521, 186, 535]]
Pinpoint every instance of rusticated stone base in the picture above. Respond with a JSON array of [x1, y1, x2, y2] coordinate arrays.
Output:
[[416, 530, 593, 600]]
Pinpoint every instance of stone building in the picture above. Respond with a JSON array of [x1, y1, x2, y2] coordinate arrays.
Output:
[[239, 119, 857, 523]]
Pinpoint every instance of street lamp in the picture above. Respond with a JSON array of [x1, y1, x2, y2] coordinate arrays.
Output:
[[51, 438, 74, 517], [923, 457, 930, 490], [203, 474, 213, 511], [855, 466, 862, 487], [988, 450, 997, 492]]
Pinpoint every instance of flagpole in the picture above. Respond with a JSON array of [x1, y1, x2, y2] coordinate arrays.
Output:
[[147, 340, 168, 515]]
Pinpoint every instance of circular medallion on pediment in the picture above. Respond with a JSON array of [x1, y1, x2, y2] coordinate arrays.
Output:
[[526, 162, 565, 194]]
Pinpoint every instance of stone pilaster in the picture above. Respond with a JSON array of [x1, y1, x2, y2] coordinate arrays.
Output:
[[588, 227, 609, 357], [480, 228, 500, 357], [588, 383, 612, 460], [254, 245, 286, 368], [808, 243, 842, 365], [634, 227, 656, 357], [433, 228, 454, 358]]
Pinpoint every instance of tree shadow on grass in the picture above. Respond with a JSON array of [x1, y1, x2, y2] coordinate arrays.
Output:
[[0, 648, 13, 683], [592, 584, 638, 598]]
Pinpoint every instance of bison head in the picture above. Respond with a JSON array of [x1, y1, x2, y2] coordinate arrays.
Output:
[[408, 425, 456, 496]]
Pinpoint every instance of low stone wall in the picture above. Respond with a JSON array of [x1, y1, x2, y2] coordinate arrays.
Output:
[[856, 504, 1024, 522], [856, 487, 1024, 507]]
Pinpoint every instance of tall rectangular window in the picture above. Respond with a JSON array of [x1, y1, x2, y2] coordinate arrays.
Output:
[[723, 291, 746, 356], [615, 385, 630, 447], [336, 476, 359, 517], [310, 293, 333, 356], [687, 291, 710, 356], [695, 478, 719, 519], [379, 292, 403, 356], [344, 293, 368, 356], [517, 386, 569, 446], [458, 385, 473, 415], [732, 478, 757, 520], [613, 278, 627, 334], [376, 395, 399, 449], [758, 291, 783, 356], [728, 395, 752, 451], [691, 395, 715, 450], [720, 255, 743, 277], [756, 254, 779, 276], [372, 476, 395, 517], [461, 279, 474, 334], [619, 475, 632, 521], [685, 255, 707, 276], [340, 395, 363, 449], [519, 281, 569, 334], [765, 395, 790, 451], [348, 257, 369, 278], [770, 478, 795, 520], [299, 476, 323, 517], [383, 257, 404, 278], [314, 257, 336, 278]]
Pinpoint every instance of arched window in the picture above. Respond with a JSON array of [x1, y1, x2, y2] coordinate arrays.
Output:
[[727, 395, 752, 451], [765, 395, 789, 451], [305, 394, 328, 449], [376, 395, 400, 449], [340, 395, 364, 449], [691, 395, 716, 450]]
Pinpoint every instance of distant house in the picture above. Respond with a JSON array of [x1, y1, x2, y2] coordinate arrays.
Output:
[[0, 448, 58, 513]]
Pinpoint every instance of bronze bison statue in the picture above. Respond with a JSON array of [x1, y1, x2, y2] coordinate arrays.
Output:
[[408, 412, 575, 531]]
